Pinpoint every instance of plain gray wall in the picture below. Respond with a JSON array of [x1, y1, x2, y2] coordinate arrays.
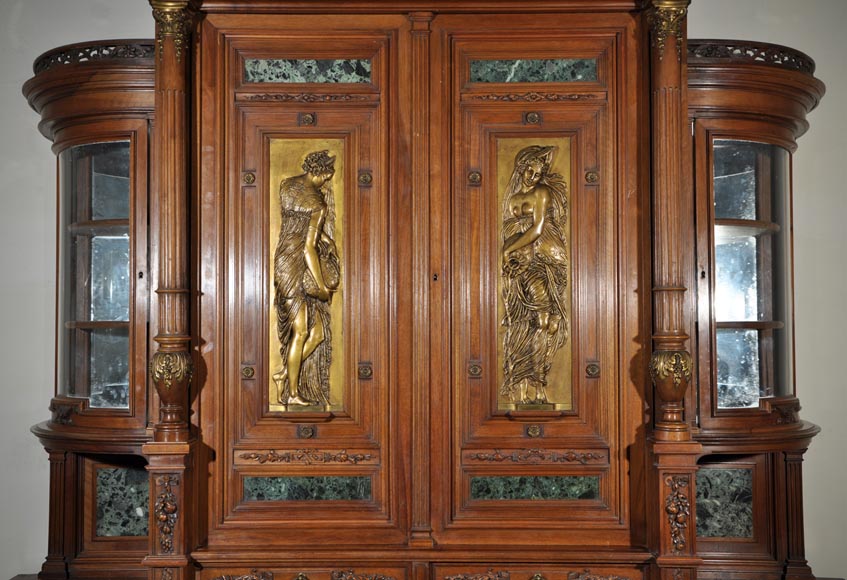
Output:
[[1, 1, 844, 578]]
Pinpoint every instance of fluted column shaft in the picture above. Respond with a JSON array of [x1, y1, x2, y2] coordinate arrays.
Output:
[[648, 0, 693, 441]]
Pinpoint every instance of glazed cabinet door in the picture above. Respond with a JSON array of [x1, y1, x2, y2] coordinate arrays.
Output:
[[430, 13, 647, 548], [197, 14, 412, 550]]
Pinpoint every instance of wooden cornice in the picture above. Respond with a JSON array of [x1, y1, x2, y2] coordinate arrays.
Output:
[[198, 0, 647, 14]]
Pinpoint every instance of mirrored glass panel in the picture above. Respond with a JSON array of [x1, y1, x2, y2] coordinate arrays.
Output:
[[89, 328, 130, 408], [713, 140, 793, 408], [57, 141, 131, 407], [91, 235, 130, 321], [714, 236, 758, 322], [716, 329, 760, 409], [714, 142, 757, 220]]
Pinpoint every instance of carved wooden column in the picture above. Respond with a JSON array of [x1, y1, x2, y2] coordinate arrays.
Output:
[[648, 0, 694, 442], [647, 2, 702, 579], [409, 10, 435, 549], [148, 0, 194, 445], [144, 1, 197, 579]]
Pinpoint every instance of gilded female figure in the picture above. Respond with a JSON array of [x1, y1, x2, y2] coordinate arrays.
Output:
[[273, 150, 340, 407], [501, 145, 570, 404]]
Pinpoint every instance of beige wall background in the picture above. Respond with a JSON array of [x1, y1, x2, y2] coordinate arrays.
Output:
[[0, 0, 844, 578]]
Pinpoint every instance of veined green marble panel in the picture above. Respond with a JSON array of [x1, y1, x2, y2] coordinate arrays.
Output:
[[470, 59, 597, 83], [243, 476, 372, 501], [696, 467, 754, 538], [470, 475, 599, 500], [244, 59, 372, 84], [95, 467, 149, 537]]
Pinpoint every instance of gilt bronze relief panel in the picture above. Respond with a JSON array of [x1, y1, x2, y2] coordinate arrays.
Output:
[[497, 137, 573, 411], [268, 139, 345, 413]]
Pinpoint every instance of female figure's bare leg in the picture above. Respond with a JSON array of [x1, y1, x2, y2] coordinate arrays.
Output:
[[300, 310, 326, 361], [284, 301, 312, 406]]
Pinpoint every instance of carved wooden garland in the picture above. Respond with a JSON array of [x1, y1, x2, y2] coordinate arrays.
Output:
[[154, 475, 179, 554], [665, 475, 691, 554]]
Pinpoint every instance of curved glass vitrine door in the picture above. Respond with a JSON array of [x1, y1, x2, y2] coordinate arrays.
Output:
[[57, 141, 132, 409], [711, 139, 793, 409]]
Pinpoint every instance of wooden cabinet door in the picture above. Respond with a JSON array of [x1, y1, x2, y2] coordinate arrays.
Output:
[[429, 13, 648, 548], [197, 14, 411, 550]]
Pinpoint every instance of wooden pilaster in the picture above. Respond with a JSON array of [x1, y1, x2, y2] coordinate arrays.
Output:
[[142, 442, 196, 580], [784, 450, 815, 580], [649, 441, 703, 580], [648, 0, 693, 442], [147, 0, 195, 445], [409, 10, 435, 549], [648, 1, 701, 578], [38, 450, 73, 580], [145, 1, 197, 579]]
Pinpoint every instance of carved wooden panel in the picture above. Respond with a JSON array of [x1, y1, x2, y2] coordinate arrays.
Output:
[[197, 14, 411, 550], [434, 565, 644, 580], [429, 13, 648, 548]]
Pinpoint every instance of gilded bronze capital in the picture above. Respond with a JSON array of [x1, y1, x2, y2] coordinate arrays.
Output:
[[150, 1, 193, 62], [648, 0, 690, 62]]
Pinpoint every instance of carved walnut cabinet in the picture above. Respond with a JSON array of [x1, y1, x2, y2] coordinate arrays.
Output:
[[21, 2, 825, 580]]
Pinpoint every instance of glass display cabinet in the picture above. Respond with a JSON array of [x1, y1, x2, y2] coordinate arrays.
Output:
[[22, 39, 155, 579], [689, 40, 825, 579], [21, 4, 826, 580]]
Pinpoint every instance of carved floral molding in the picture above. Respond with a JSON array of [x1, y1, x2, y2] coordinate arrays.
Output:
[[469, 449, 606, 464], [239, 449, 374, 465]]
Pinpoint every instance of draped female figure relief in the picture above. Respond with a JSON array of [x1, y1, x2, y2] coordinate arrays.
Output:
[[501, 145, 570, 406], [273, 150, 340, 408]]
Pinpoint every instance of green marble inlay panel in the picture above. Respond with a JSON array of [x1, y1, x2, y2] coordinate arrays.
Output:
[[696, 468, 754, 538], [96, 467, 149, 537], [243, 476, 372, 501], [470, 475, 599, 500], [244, 59, 372, 83], [470, 59, 597, 83]]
